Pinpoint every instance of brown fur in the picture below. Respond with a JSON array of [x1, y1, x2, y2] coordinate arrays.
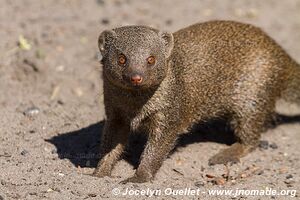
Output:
[[93, 20, 300, 183]]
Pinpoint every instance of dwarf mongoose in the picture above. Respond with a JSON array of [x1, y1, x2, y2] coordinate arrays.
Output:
[[93, 20, 300, 183]]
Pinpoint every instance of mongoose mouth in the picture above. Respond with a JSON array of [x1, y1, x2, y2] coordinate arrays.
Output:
[[126, 81, 156, 91], [131, 84, 145, 89]]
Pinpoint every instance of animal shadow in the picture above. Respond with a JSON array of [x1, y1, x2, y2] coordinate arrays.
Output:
[[46, 113, 300, 169]]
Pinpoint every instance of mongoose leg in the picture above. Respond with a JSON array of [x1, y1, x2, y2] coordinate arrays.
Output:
[[208, 143, 254, 165], [93, 119, 129, 177], [209, 105, 273, 165], [121, 128, 178, 183]]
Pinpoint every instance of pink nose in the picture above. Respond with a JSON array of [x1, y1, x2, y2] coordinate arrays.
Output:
[[131, 75, 143, 85]]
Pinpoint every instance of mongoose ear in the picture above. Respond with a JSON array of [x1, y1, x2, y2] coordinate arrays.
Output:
[[159, 32, 174, 58], [98, 30, 117, 55]]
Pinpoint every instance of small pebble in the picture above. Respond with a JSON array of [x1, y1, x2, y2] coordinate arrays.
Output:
[[206, 174, 215, 178], [286, 174, 293, 179], [1, 180, 6, 185], [284, 180, 295, 187], [269, 143, 278, 149], [214, 177, 226, 185], [0, 152, 11, 157], [47, 188, 53, 192], [23, 59, 39, 72], [194, 180, 205, 187], [58, 173, 65, 177], [200, 166, 205, 172], [54, 187, 61, 192], [57, 100, 64, 105], [29, 192, 37, 196], [44, 147, 51, 153], [259, 140, 269, 149], [73, 87, 83, 97], [55, 65, 65, 72], [96, 0, 105, 5], [165, 19, 173, 26], [279, 167, 288, 174], [21, 150, 29, 156], [257, 170, 264, 175], [88, 193, 97, 197], [101, 18, 110, 25], [175, 157, 183, 166], [240, 173, 247, 178], [23, 106, 40, 117]]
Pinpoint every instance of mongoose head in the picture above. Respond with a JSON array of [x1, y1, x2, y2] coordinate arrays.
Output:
[[98, 26, 174, 90]]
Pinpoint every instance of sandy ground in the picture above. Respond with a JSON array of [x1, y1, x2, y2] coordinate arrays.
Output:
[[0, 0, 300, 199]]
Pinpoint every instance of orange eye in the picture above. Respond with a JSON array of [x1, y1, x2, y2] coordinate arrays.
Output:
[[118, 54, 127, 65], [147, 56, 156, 65]]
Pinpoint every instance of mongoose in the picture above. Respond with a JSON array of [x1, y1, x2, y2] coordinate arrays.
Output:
[[93, 20, 300, 183]]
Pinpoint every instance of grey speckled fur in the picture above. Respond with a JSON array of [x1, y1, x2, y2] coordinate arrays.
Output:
[[93, 20, 300, 183]]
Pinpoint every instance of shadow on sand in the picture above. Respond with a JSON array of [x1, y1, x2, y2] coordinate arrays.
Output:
[[46, 113, 300, 169]]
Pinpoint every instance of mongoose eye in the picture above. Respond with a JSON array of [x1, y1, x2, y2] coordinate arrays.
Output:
[[147, 56, 156, 65], [118, 54, 127, 65]]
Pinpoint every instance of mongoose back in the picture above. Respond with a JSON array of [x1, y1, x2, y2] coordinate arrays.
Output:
[[93, 20, 300, 183]]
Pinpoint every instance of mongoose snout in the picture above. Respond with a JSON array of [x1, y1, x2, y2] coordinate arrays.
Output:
[[130, 74, 143, 85], [93, 21, 300, 183]]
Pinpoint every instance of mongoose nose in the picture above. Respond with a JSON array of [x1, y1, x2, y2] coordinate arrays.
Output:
[[131, 74, 143, 85]]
